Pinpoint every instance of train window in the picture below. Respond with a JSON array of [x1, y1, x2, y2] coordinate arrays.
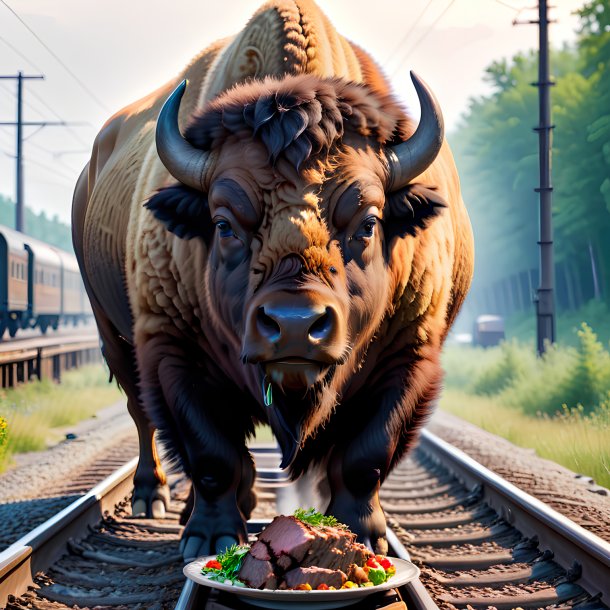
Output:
[[11, 261, 14, 278]]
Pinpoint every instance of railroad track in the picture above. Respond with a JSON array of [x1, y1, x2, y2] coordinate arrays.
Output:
[[1, 433, 608, 609]]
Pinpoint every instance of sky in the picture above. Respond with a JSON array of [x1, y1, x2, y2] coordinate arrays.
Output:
[[0, 0, 587, 225]]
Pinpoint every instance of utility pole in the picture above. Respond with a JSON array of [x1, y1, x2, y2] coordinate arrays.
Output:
[[515, 1, 556, 356], [0, 72, 67, 233], [534, 0, 556, 356]]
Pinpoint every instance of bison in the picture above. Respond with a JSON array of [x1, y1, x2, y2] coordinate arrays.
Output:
[[73, 0, 473, 559]]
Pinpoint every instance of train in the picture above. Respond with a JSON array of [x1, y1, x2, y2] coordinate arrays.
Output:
[[0, 224, 91, 338]]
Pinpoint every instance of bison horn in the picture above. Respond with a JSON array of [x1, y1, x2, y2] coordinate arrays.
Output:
[[156, 79, 210, 192], [386, 72, 444, 191]]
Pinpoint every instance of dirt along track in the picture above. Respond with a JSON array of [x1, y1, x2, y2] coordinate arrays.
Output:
[[0, 402, 137, 549], [1, 407, 608, 609], [427, 411, 610, 542]]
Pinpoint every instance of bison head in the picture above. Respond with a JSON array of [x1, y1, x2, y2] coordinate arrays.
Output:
[[147, 73, 446, 467]]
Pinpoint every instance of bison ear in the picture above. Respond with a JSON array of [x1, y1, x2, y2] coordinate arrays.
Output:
[[145, 184, 213, 241], [383, 183, 447, 241]]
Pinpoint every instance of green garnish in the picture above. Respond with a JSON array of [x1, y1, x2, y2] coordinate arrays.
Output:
[[293, 508, 349, 530], [201, 543, 250, 584]]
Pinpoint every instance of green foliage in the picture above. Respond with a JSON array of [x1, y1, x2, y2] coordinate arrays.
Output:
[[562, 323, 610, 412], [471, 340, 532, 396], [293, 508, 348, 530], [0, 365, 122, 471], [441, 344, 494, 389], [506, 300, 610, 346], [0, 415, 7, 461], [439, 389, 610, 489], [0, 194, 73, 252], [443, 323, 610, 416], [500, 342, 577, 416], [202, 544, 250, 584], [453, 2, 610, 319]]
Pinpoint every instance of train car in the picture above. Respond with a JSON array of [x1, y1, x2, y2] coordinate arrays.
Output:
[[55, 248, 87, 326], [0, 226, 30, 337], [0, 224, 92, 338], [25, 238, 62, 333]]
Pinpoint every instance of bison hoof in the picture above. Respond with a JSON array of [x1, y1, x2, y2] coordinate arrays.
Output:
[[131, 483, 170, 518], [180, 533, 240, 562], [179, 497, 247, 561], [327, 493, 387, 554]]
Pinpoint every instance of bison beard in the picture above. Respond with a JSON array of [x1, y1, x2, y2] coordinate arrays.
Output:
[[72, 0, 473, 562]]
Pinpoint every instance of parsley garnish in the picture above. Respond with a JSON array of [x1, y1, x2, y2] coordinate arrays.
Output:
[[201, 544, 250, 585], [293, 508, 349, 530]]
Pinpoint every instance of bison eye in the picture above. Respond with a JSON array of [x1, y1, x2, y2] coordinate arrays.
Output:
[[215, 219, 234, 238], [354, 216, 377, 241]]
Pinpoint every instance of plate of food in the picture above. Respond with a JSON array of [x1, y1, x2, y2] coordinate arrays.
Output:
[[183, 509, 420, 609]]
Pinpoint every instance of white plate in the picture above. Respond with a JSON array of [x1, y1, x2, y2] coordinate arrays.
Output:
[[183, 555, 420, 609]]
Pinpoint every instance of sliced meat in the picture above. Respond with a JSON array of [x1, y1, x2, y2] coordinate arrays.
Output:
[[238, 553, 278, 589], [258, 515, 315, 563], [284, 566, 347, 589], [250, 540, 271, 561], [240, 515, 375, 590]]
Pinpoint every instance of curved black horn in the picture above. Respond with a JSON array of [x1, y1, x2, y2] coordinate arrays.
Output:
[[386, 72, 444, 191], [156, 80, 210, 192]]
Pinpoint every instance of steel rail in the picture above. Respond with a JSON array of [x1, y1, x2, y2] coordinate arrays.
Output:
[[419, 429, 610, 602], [0, 457, 137, 607]]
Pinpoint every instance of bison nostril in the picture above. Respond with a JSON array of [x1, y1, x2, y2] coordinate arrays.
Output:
[[308, 307, 333, 342], [256, 306, 281, 342]]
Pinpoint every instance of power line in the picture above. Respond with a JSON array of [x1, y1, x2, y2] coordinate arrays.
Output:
[[390, 0, 459, 79], [390, 0, 459, 76], [25, 155, 77, 184], [382, 0, 438, 69], [0, 32, 95, 147], [26, 87, 93, 148], [493, 0, 524, 10], [0, 72, 86, 231], [0, 80, 47, 121], [0, 0, 112, 114], [0, 33, 45, 73]]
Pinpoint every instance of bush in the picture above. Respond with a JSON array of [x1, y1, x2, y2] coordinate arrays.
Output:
[[441, 345, 496, 390], [501, 341, 577, 416], [560, 323, 610, 412], [0, 416, 7, 461], [443, 323, 610, 416], [471, 340, 533, 396]]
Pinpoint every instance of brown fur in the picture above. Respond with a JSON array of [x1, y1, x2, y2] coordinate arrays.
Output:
[[73, 0, 473, 555]]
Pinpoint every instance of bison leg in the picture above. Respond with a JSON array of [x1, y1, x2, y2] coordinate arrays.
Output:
[[98, 328, 170, 518], [326, 350, 442, 553], [139, 335, 252, 560], [326, 444, 389, 555]]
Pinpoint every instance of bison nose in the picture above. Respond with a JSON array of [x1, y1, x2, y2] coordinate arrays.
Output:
[[243, 291, 346, 365], [256, 305, 336, 345]]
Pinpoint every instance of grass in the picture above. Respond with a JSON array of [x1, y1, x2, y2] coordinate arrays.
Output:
[[441, 323, 610, 489], [438, 389, 610, 489], [0, 364, 123, 471]]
